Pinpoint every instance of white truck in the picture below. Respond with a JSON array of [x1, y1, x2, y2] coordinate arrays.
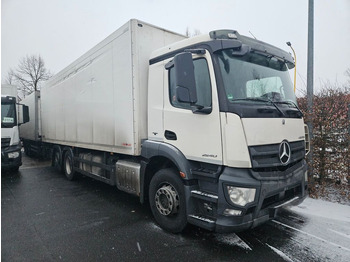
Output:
[[1, 85, 29, 171], [20, 19, 309, 233]]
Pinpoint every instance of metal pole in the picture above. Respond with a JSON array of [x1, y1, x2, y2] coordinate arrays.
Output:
[[307, 0, 314, 175]]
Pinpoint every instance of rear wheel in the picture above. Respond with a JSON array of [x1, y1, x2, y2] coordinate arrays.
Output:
[[149, 168, 187, 233], [24, 145, 32, 157], [63, 151, 76, 181], [52, 146, 62, 172]]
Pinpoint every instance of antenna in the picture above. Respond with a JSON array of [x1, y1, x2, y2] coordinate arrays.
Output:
[[249, 31, 257, 39]]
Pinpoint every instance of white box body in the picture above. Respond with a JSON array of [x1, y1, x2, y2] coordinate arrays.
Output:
[[40, 19, 185, 155], [20, 91, 41, 141]]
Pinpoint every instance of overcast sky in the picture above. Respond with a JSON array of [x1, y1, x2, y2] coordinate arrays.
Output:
[[1, 0, 350, 96]]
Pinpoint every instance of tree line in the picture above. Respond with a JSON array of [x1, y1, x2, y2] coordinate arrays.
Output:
[[297, 72, 350, 200]]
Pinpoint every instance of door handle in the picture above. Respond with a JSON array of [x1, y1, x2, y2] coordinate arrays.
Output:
[[164, 130, 177, 140]]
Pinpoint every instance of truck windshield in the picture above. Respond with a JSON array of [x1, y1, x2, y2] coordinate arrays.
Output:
[[1, 102, 17, 128], [217, 49, 297, 105]]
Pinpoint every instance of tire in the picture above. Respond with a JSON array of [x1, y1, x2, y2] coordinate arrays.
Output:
[[149, 168, 187, 233], [11, 166, 20, 172], [63, 151, 76, 181], [52, 147, 62, 172], [24, 145, 32, 157]]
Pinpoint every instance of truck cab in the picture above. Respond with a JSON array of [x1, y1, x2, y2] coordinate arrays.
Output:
[[145, 30, 309, 232], [1, 85, 29, 171]]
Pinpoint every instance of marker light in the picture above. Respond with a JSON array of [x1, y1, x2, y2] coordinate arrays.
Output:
[[223, 209, 242, 216]]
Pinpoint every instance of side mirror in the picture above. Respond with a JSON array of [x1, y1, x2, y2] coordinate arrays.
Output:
[[17, 104, 29, 125], [173, 52, 197, 104], [176, 86, 191, 103]]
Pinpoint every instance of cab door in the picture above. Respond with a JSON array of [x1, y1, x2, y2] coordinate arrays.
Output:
[[163, 52, 222, 165]]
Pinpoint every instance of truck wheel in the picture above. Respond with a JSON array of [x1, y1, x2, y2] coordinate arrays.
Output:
[[52, 146, 62, 172], [63, 151, 76, 181], [24, 145, 32, 157], [11, 166, 20, 172], [149, 168, 187, 233]]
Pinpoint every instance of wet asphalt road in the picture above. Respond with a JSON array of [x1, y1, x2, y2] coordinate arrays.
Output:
[[2, 156, 350, 262]]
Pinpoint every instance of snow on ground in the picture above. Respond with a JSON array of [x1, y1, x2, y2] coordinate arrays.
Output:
[[290, 197, 350, 223], [266, 244, 293, 262], [314, 184, 350, 206], [215, 234, 252, 251]]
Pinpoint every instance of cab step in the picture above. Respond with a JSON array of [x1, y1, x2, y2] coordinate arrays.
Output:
[[188, 214, 216, 231], [191, 190, 218, 203]]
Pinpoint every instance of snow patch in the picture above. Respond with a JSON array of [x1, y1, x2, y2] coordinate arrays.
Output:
[[328, 229, 350, 240], [266, 244, 293, 262], [272, 220, 350, 252], [215, 234, 252, 251], [147, 222, 163, 232], [290, 197, 350, 223], [137, 242, 141, 252]]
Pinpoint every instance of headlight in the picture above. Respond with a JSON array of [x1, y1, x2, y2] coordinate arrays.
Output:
[[8, 152, 20, 158], [227, 186, 256, 207]]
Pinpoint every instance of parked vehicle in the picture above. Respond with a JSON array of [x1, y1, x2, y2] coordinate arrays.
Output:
[[1, 85, 29, 171], [21, 19, 309, 233]]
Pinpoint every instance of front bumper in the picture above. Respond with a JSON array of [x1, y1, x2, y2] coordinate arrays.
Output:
[[1, 144, 22, 169], [215, 160, 308, 233], [187, 160, 308, 233]]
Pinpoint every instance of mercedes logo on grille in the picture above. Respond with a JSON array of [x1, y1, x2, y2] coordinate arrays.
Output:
[[279, 141, 291, 165]]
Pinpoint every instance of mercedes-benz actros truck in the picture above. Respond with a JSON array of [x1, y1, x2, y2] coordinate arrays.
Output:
[[20, 19, 309, 233]]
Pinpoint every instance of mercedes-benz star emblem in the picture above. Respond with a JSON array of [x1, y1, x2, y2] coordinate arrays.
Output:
[[279, 141, 291, 165]]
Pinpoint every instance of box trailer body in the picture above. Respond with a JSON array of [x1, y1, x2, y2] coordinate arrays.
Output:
[[21, 19, 309, 233], [1, 85, 29, 170], [40, 20, 185, 155]]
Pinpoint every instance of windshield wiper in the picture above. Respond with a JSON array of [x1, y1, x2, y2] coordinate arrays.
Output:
[[268, 99, 285, 117], [231, 98, 285, 116], [231, 98, 270, 103], [275, 100, 303, 117]]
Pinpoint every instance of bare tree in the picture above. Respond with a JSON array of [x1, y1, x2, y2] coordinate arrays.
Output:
[[10, 55, 52, 98], [345, 68, 350, 86], [3, 69, 15, 85], [185, 27, 190, 37], [185, 27, 201, 37]]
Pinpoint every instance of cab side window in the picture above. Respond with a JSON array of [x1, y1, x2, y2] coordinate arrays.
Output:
[[169, 58, 212, 110]]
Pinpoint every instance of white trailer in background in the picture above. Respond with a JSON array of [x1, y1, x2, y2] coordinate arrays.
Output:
[[21, 19, 309, 233]]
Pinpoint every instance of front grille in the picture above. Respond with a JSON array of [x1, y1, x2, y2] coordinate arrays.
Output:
[[2, 138, 11, 148], [249, 141, 305, 170]]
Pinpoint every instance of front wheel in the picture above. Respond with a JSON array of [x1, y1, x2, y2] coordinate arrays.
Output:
[[149, 168, 187, 233]]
